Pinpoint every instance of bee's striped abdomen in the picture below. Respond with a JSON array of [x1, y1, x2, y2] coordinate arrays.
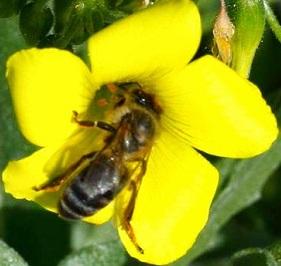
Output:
[[58, 154, 128, 220]]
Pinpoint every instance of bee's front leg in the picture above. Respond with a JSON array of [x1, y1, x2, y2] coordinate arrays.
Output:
[[72, 111, 116, 133]]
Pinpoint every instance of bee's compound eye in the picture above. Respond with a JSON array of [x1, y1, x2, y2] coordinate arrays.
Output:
[[133, 89, 149, 107], [132, 89, 162, 115]]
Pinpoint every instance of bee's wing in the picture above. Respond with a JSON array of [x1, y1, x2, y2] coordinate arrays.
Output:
[[114, 153, 150, 218], [43, 127, 107, 180]]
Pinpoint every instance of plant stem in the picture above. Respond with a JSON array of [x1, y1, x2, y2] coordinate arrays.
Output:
[[264, 0, 281, 43]]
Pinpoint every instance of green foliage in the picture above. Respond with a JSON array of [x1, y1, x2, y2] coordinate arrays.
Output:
[[0, 0, 26, 18], [58, 241, 127, 266], [19, 2, 54, 46], [232, 248, 278, 266], [1, 0, 144, 48], [0, 240, 28, 266], [0, 17, 32, 171], [264, 0, 281, 43], [269, 240, 281, 263]]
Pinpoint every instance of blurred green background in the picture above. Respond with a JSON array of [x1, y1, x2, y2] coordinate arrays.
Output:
[[1, 0, 281, 265]]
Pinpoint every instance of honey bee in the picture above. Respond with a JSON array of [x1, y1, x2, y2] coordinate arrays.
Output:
[[33, 82, 162, 253]]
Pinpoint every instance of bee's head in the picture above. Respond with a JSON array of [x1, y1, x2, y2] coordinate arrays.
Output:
[[132, 89, 162, 116]]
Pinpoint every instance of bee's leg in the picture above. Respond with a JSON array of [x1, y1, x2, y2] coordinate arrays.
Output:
[[122, 182, 144, 254], [33, 151, 97, 192], [72, 111, 116, 133], [122, 160, 147, 254]]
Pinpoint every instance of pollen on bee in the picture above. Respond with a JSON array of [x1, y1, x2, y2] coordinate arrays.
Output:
[[106, 83, 119, 93], [97, 98, 108, 107]]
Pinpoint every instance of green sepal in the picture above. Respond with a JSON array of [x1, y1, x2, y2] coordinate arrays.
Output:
[[19, 2, 53, 46], [227, 0, 265, 78]]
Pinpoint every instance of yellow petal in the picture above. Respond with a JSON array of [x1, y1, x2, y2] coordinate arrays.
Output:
[[148, 55, 278, 158], [88, 0, 201, 85], [6, 48, 95, 147], [116, 130, 218, 264], [2, 132, 113, 224]]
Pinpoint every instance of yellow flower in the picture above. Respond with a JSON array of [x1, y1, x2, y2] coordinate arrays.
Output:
[[2, 0, 278, 264]]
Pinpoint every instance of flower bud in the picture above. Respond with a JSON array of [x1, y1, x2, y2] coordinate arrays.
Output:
[[213, 0, 235, 65], [228, 0, 265, 78], [19, 2, 53, 45]]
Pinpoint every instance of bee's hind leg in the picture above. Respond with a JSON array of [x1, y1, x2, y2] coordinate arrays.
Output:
[[121, 160, 147, 254], [33, 151, 97, 192], [122, 181, 144, 254]]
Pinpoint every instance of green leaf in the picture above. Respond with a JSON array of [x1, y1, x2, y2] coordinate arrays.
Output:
[[0, 0, 26, 18], [53, 0, 127, 47], [66, 222, 145, 266], [197, 0, 219, 34], [171, 134, 281, 265], [268, 240, 281, 264], [0, 239, 28, 266], [232, 248, 278, 266], [70, 221, 118, 251], [19, 2, 53, 46], [3, 207, 71, 266], [0, 15, 36, 237], [0, 17, 33, 171], [58, 239, 128, 266]]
